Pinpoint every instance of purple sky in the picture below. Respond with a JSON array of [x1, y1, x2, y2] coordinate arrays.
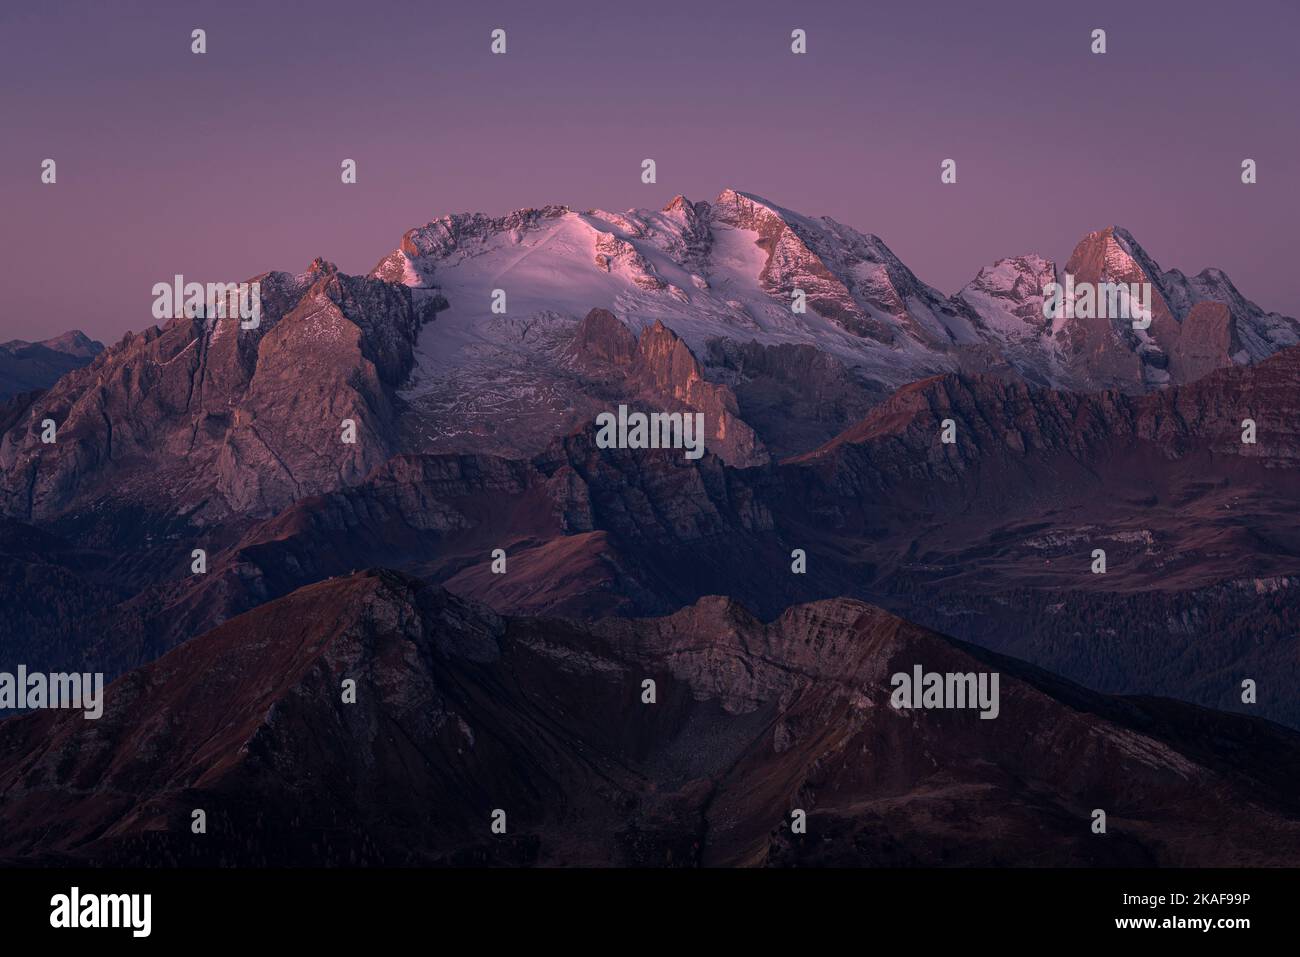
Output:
[[2, 0, 1297, 344]]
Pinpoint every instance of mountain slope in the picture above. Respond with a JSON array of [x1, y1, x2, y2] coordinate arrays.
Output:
[[0, 262, 438, 524], [3, 570, 1298, 867], [377, 189, 1297, 458], [21, 346, 1296, 732], [0, 330, 103, 401], [4, 190, 1293, 527]]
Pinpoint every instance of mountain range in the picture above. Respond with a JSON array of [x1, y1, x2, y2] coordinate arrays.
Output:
[[5, 189, 1296, 526], [0, 330, 102, 402], [4, 569, 1299, 867], [1, 189, 1297, 866]]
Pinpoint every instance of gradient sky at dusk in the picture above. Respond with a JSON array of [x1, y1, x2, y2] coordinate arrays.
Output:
[[1, 0, 1297, 344]]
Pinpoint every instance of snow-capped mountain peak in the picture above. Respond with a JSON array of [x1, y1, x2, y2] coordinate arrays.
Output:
[[363, 190, 1297, 431]]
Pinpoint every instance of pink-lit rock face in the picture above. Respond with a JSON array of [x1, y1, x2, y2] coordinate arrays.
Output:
[[2, 192, 1299, 875], [3, 1, 1299, 884], [5, 191, 1296, 528]]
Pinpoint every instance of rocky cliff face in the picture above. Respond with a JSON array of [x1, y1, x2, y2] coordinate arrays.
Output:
[[703, 337, 888, 458], [710, 188, 989, 349], [4, 570, 1298, 867], [16, 345, 1296, 731], [955, 227, 1299, 394], [564, 308, 766, 467], [3, 189, 1299, 873], [0, 261, 438, 524], [5, 191, 1294, 531], [797, 337, 1300, 485], [375, 188, 1298, 461]]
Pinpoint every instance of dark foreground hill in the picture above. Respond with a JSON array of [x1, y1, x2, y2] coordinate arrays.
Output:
[[2, 570, 1298, 867]]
